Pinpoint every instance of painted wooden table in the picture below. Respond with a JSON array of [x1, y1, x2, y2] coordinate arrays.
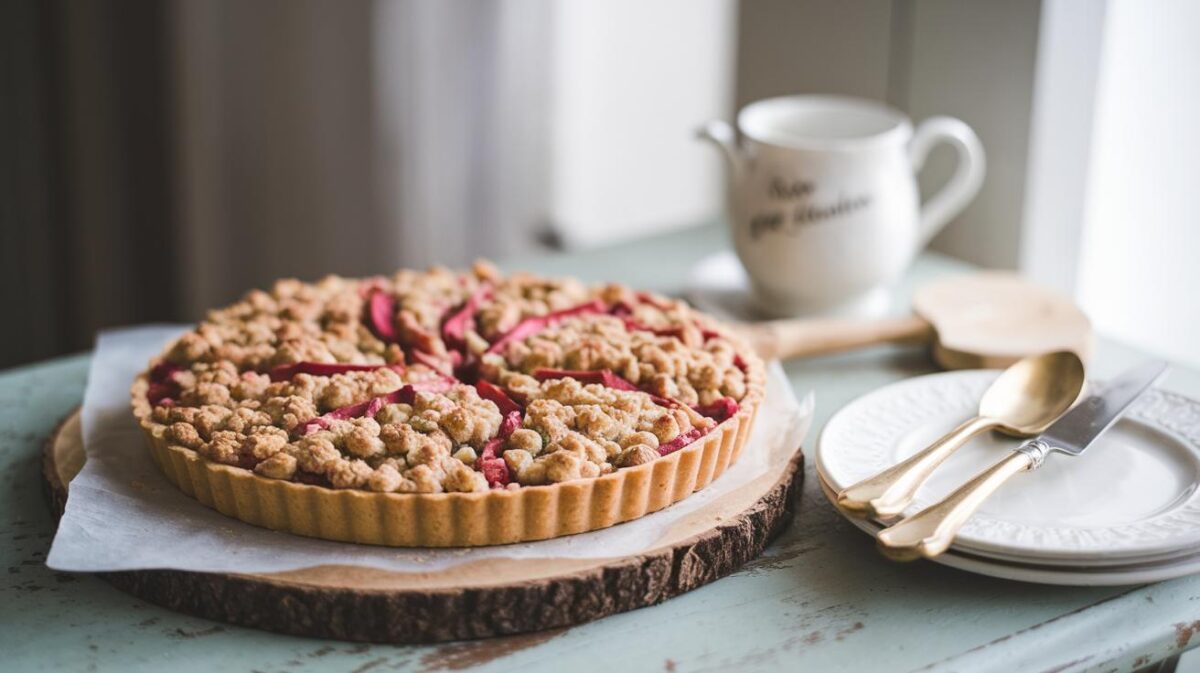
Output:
[[4, 225, 1200, 673]]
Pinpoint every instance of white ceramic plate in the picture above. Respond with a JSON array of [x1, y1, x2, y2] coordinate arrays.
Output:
[[817, 370, 1200, 564], [816, 472, 1200, 586]]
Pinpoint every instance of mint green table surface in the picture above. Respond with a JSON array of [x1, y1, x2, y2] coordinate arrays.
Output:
[[4, 225, 1200, 673]]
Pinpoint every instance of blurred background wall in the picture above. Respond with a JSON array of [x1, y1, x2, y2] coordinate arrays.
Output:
[[2, 0, 1197, 369], [3, 0, 178, 369]]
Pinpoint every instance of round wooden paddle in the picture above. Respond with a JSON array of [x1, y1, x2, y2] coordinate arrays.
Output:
[[739, 272, 1093, 369]]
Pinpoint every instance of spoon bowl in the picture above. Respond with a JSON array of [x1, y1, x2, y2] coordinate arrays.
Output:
[[980, 351, 1087, 435]]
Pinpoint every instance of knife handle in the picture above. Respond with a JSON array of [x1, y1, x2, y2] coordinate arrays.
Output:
[[837, 416, 994, 519], [875, 441, 1047, 561]]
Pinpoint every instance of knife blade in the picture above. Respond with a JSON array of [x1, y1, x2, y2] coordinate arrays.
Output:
[[1036, 359, 1168, 457], [876, 359, 1169, 560]]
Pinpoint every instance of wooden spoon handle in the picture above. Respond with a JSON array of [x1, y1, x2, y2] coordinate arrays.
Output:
[[738, 315, 935, 361]]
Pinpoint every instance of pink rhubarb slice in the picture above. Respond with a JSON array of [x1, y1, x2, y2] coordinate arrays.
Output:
[[147, 362, 184, 406], [485, 299, 607, 355], [619, 315, 722, 344], [475, 409, 523, 488], [475, 379, 522, 416], [692, 397, 739, 422], [409, 349, 461, 377], [477, 439, 509, 488], [635, 291, 675, 310], [656, 398, 740, 456], [357, 277, 389, 299], [499, 409, 522, 437], [366, 290, 399, 343], [441, 284, 493, 353], [532, 367, 676, 407], [296, 379, 457, 436], [267, 361, 404, 382], [657, 427, 705, 456], [621, 318, 687, 340], [531, 367, 640, 392]]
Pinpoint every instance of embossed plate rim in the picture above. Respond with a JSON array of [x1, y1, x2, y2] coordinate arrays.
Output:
[[817, 369, 1200, 563], [819, 471, 1200, 585]]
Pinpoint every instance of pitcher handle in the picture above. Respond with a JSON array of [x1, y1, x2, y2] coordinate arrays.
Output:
[[908, 116, 985, 247], [696, 120, 744, 178]]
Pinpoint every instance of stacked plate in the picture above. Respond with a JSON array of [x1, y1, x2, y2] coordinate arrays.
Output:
[[816, 370, 1200, 585]]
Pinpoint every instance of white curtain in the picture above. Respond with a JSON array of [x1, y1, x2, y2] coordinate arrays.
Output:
[[373, 0, 554, 267], [171, 0, 552, 317], [1, 0, 734, 366]]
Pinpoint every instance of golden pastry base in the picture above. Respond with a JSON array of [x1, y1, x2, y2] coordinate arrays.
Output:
[[129, 359, 765, 547]]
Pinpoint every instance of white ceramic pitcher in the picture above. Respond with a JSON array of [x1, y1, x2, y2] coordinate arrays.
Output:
[[699, 95, 985, 317]]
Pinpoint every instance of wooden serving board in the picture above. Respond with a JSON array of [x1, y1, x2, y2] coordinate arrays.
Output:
[[41, 409, 804, 643]]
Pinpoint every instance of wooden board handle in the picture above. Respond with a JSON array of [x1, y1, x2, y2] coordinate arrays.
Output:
[[738, 315, 935, 361]]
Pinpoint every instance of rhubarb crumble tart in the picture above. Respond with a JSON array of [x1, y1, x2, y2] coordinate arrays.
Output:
[[131, 262, 764, 546]]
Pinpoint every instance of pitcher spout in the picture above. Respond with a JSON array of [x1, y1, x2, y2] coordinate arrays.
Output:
[[696, 120, 745, 177]]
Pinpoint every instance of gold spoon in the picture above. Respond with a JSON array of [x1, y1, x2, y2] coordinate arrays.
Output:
[[836, 351, 1086, 519]]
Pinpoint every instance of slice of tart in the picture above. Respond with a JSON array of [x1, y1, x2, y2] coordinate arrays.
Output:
[[131, 262, 764, 546]]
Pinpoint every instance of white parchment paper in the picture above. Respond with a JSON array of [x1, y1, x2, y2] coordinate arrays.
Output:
[[47, 325, 812, 574]]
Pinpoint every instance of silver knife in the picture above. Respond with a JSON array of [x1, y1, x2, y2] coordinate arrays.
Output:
[[876, 360, 1169, 561]]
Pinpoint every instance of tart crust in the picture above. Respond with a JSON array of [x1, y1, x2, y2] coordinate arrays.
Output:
[[132, 341, 765, 547]]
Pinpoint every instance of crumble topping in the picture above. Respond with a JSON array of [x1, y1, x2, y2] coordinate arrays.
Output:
[[137, 262, 759, 493]]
